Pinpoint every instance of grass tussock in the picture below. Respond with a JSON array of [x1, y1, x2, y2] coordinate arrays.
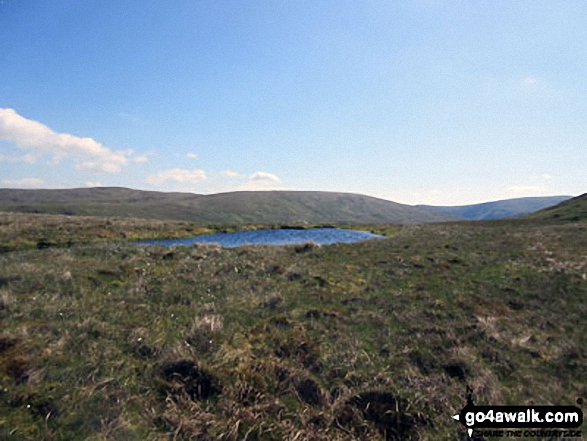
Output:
[[0, 214, 586, 439]]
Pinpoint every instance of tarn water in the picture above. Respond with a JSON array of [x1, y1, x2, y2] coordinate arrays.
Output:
[[136, 227, 384, 248]]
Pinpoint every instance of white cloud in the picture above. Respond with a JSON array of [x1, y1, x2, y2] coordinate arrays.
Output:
[[0, 108, 137, 173], [0, 178, 44, 187], [249, 171, 282, 184], [530, 173, 553, 182], [144, 168, 282, 193], [76, 160, 126, 173], [85, 181, 103, 187], [147, 168, 207, 185], [187, 153, 198, 159], [235, 171, 283, 191], [132, 156, 149, 163], [21, 153, 37, 164], [0, 153, 38, 164]]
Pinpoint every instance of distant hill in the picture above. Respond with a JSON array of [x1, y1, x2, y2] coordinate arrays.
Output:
[[418, 196, 572, 220], [526, 193, 587, 221], [0, 187, 458, 224]]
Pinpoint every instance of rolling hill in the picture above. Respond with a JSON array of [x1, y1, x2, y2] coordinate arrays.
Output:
[[0, 187, 459, 224], [418, 195, 571, 220], [526, 193, 587, 221]]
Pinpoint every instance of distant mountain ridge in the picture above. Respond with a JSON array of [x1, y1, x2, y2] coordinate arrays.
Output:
[[418, 196, 572, 220], [0, 187, 458, 224]]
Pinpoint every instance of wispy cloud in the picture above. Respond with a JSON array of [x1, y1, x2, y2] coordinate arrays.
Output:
[[0, 178, 44, 187], [118, 112, 144, 125], [187, 153, 198, 159], [507, 184, 545, 195], [236, 171, 283, 191], [145, 167, 283, 193], [85, 181, 103, 187], [0, 108, 138, 173], [222, 170, 242, 178], [0, 153, 38, 164], [146, 168, 207, 185], [132, 156, 149, 163], [249, 171, 281, 184], [507, 174, 553, 196], [21, 153, 37, 164]]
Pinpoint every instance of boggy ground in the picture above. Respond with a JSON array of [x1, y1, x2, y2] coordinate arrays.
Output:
[[0, 214, 586, 440]]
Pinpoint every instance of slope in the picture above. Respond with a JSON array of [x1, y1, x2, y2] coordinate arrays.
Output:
[[526, 193, 587, 221], [0, 187, 457, 224], [418, 195, 571, 220]]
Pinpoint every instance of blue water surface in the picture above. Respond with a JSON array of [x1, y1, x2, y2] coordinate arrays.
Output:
[[137, 228, 384, 248]]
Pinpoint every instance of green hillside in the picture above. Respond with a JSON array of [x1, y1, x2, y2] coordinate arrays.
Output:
[[418, 195, 571, 220], [526, 193, 587, 221], [0, 187, 458, 224]]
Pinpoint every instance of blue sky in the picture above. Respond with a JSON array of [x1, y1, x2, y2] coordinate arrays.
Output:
[[0, 1, 585, 205]]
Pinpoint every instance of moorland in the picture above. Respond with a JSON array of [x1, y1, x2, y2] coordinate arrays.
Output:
[[0, 193, 586, 440], [0, 187, 572, 224]]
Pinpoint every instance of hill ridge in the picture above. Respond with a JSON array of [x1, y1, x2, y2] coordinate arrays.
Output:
[[0, 187, 456, 224], [418, 195, 572, 220], [526, 193, 587, 221]]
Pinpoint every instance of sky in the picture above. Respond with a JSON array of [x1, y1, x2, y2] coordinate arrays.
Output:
[[0, 0, 586, 205]]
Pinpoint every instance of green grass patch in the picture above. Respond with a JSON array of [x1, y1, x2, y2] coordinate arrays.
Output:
[[0, 214, 586, 439]]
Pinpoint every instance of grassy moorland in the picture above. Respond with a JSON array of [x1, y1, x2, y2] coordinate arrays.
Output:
[[0, 212, 214, 253], [0, 212, 586, 440], [0, 212, 342, 254]]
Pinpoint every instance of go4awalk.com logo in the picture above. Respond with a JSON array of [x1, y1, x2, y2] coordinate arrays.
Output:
[[452, 387, 583, 438]]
